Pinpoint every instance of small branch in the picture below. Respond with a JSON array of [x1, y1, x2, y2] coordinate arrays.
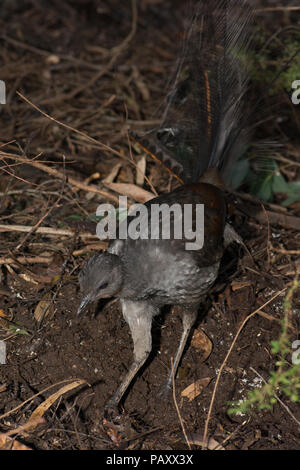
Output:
[[0, 223, 99, 240], [273, 153, 300, 169], [16, 195, 63, 251], [171, 357, 191, 450], [261, 203, 271, 269], [73, 242, 108, 256], [256, 6, 300, 12], [202, 286, 288, 447], [232, 191, 287, 213], [0, 151, 122, 204], [272, 247, 300, 255], [0, 246, 108, 265], [0, 256, 52, 265]]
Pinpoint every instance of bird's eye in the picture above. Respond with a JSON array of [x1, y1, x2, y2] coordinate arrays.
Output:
[[98, 281, 108, 290]]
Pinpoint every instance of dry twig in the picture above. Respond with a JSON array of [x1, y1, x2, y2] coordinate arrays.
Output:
[[202, 286, 288, 447]]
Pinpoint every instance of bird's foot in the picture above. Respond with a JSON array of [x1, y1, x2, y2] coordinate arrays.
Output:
[[103, 401, 139, 447], [102, 402, 124, 446], [103, 398, 122, 423]]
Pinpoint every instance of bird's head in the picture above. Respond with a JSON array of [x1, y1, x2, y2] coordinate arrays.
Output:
[[77, 252, 123, 315]]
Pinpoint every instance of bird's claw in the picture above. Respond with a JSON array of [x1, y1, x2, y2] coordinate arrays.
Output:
[[102, 403, 124, 446], [103, 401, 121, 423]]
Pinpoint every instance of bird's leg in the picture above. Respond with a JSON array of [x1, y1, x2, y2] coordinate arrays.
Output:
[[163, 307, 198, 393], [105, 300, 158, 413]]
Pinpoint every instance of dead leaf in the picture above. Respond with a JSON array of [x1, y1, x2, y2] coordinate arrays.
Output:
[[231, 280, 252, 291], [136, 156, 146, 186], [27, 379, 86, 429], [19, 273, 39, 285], [0, 309, 8, 318], [184, 433, 225, 450], [181, 377, 211, 401], [103, 163, 122, 184], [34, 296, 54, 323], [104, 182, 155, 203], [0, 433, 32, 450], [191, 328, 212, 362], [177, 364, 191, 380]]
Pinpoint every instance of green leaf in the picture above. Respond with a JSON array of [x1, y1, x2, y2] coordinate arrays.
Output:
[[8, 324, 29, 335], [272, 172, 289, 194], [254, 175, 274, 201], [66, 214, 85, 221], [230, 158, 249, 189], [281, 181, 300, 207], [88, 214, 105, 223]]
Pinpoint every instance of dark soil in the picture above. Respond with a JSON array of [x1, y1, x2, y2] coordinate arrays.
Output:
[[0, 0, 299, 450]]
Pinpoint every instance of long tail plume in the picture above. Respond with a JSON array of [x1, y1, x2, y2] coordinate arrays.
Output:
[[132, 0, 254, 185]]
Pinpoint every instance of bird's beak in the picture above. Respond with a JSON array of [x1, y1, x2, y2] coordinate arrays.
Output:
[[77, 295, 91, 316]]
